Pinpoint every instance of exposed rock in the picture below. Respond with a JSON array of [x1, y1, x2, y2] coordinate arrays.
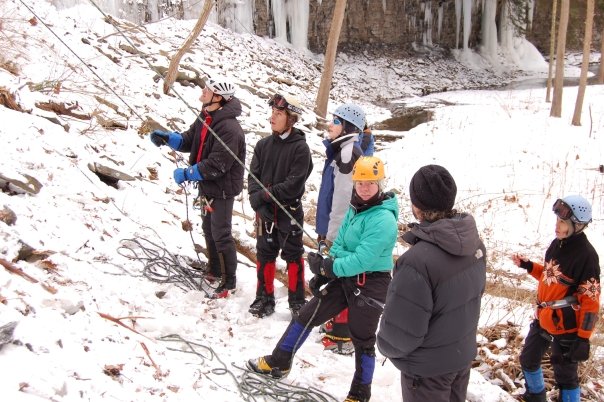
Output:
[[0, 205, 17, 226], [88, 162, 135, 188], [0, 173, 43, 195], [0, 87, 28, 112], [0, 321, 18, 350]]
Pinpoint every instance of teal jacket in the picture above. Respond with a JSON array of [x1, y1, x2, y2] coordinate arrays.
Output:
[[329, 193, 399, 277]]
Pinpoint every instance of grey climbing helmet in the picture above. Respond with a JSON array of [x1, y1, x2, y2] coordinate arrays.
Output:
[[553, 195, 592, 224], [334, 103, 366, 132]]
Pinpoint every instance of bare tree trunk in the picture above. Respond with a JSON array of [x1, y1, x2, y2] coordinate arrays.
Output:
[[571, 0, 594, 126], [546, 0, 558, 102], [550, 0, 569, 118], [599, 25, 604, 84], [163, 0, 214, 95], [314, 0, 347, 118]]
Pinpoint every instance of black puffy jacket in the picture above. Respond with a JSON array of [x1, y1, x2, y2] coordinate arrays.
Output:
[[377, 213, 487, 377], [179, 97, 245, 199]]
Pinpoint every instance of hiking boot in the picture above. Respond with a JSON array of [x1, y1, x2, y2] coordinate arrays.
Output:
[[289, 301, 306, 318], [346, 383, 371, 402], [204, 272, 219, 284], [246, 356, 290, 379], [520, 390, 547, 402], [210, 284, 236, 299], [249, 297, 275, 318], [322, 336, 354, 355], [343, 396, 368, 402]]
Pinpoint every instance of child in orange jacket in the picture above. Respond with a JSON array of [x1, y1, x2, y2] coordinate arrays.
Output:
[[512, 195, 600, 402]]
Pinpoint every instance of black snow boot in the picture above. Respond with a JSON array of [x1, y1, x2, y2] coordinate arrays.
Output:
[[520, 390, 546, 402], [249, 295, 275, 318]]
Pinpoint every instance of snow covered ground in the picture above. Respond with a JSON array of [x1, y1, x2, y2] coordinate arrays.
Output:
[[1, 1, 603, 401]]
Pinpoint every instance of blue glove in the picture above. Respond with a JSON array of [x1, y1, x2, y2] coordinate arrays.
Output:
[[173, 164, 203, 185], [150, 130, 183, 150]]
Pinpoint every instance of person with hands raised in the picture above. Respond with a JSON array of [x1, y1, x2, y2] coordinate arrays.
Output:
[[512, 194, 600, 402], [149, 76, 245, 299], [171, 164, 202, 185], [248, 156, 398, 402]]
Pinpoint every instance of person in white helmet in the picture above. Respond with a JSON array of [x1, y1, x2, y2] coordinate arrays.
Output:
[[512, 194, 600, 402], [150, 76, 245, 299]]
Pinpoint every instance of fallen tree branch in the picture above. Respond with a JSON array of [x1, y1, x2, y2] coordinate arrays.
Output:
[[35, 100, 91, 120], [140, 342, 165, 379], [97, 312, 152, 340], [0, 258, 58, 294], [0, 258, 39, 283]]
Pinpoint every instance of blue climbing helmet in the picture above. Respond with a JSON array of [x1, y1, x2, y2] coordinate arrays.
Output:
[[552, 195, 592, 224], [334, 103, 366, 132]]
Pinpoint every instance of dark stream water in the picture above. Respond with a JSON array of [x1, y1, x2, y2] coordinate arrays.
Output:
[[374, 65, 602, 136]]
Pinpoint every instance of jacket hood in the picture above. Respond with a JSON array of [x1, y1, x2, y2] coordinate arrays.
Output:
[[323, 133, 358, 158], [367, 192, 399, 221], [272, 127, 308, 143], [403, 213, 481, 256], [209, 97, 242, 121]]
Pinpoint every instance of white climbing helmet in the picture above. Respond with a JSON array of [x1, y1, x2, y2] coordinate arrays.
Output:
[[206, 77, 236, 101]]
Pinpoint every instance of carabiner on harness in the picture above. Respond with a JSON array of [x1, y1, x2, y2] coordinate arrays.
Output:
[[352, 287, 384, 311], [193, 196, 214, 216], [264, 221, 275, 235]]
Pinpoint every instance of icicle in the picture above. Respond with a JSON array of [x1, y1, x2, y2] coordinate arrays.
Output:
[[437, 1, 444, 41], [499, 1, 513, 52], [455, 0, 461, 49], [288, 0, 309, 50], [527, 0, 535, 32], [272, 0, 288, 43], [481, 0, 497, 60], [218, 0, 254, 34], [423, 2, 432, 47], [270, 0, 308, 50], [462, 0, 472, 50]]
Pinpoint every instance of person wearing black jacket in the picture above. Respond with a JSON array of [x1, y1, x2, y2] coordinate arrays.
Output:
[[150, 77, 245, 299], [248, 94, 313, 318], [377, 165, 487, 402]]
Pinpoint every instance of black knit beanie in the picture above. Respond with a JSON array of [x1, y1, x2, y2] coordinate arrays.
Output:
[[409, 164, 457, 211]]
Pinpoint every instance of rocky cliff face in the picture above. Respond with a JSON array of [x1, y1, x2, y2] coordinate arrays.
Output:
[[251, 0, 602, 55]]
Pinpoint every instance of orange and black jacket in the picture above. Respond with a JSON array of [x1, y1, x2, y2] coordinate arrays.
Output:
[[524, 232, 600, 338]]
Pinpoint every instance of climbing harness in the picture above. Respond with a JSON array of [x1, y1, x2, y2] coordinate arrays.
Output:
[[194, 195, 214, 216], [537, 295, 580, 311]]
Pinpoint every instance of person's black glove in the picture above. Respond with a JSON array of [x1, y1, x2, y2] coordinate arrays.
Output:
[[250, 190, 271, 210], [519, 259, 533, 270], [307, 252, 336, 279], [567, 337, 590, 362], [309, 275, 330, 298], [256, 204, 274, 223]]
